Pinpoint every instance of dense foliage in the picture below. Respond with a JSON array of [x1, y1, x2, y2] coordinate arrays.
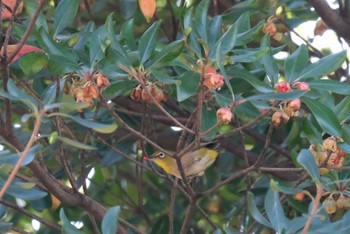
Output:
[[1, 0, 350, 233]]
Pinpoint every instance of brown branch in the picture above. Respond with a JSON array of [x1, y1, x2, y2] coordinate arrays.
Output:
[[180, 197, 198, 234], [308, 0, 350, 45]]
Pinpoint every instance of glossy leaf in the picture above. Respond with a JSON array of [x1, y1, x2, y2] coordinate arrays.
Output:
[[247, 90, 305, 101], [121, 19, 137, 50], [235, 20, 264, 46], [217, 42, 234, 100], [119, 0, 137, 19], [302, 97, 341, 136], [103, 80, 137, 100], [19, 52, 47, 75], [265, 188, 287, 233], [296, 51, 346, 80], [341, 125, 350, 146], [55, 135, 97, 150], [285, 45, 309, 83], [105, 14, 130, 66], [261, 34, 279, 84], [207, 16, 222, 48], [138, 0, 156, 22], [0, 222, 12, 232], [138, 21, 161, 64], [308, 79, 350, 95], [201, 105, 218, 140], [231, 47, 270, 63], [54, 0, 79, 38], [0, 178, 47, 200], [230, 67, 273, 93], [0, 144, 41, 166], [147, 40, 184, 69], [48, 113, 118, 134], [60, 209, 84, 234], [176, 71, 200, 102], [247, 192, 273, 228], [194, 0, 210, 42], [90, 26, 106, 66], [24, 0, 48, 31], [297, 149, 320, 182], [334, 96, 350, 122], [101, 206, 120, 234]]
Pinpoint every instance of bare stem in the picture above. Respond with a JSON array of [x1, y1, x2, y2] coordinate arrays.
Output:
[[0, 111, 42, 199], [301, 184, 323, 234]]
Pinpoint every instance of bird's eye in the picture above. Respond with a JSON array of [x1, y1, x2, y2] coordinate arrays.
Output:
[[157, 152, 165, 158]]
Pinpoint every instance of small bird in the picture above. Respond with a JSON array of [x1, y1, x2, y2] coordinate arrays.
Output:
[[143, 148, 219, 179]]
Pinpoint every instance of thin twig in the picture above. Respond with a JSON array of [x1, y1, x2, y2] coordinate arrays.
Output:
[[0, 199, 61, 231], [180, 197, 198, 234], [0, 110, 42, 199], [169, 178, 178, 234], [301, 184, 323, 234]]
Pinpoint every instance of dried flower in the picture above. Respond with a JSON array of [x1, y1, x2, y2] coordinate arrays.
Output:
[[272, 109, 290, 126], [216, 107, 232, 124], [323, 196, 337, 214], [262, 22, 277, 37], [95, 73, 110, 87], [323, 136, 338, 152], [130, 83, 167, 104], [202, 66, 224, 89], [337, 195, 350, 209]]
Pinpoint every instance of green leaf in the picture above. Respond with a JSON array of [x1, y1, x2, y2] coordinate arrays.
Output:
[[101, 206, 120, 234], [59, 209, 84, 234], [247, 90, 305, 101], [103, 80, 137, 100], [302, 97, 341, 136], [231, 47, 270, 63], [0, 222, 12, 232], [207, 16, 222, 48], [265, 188, 287, 233], [152, 71, 178, 84], [235, 20, 264, 46], [285, 45, 309, 83], [194, 0, 210, 42], [138, 21, 161, 64], [215, 92, 232, 107], [270, 180, 302, 195], [24, 1, 48, 31], [261, 34, 279, 84], [297, 51, 346, 80], [90, 26, 107, 66], [296, 149, 320, 182], [56, 136, 97, 150], [176, 71, 200, 102], [341, 125, 350, 146], [119, 0, 137, 19], [44, 102, 90, 111], [217, 42, 234, 100], [105, 14, 130, 67], [3, 79, 38, 111], [147, 40, 184, 69], [19, 52, 47, 75], [48, 113, 118, 134], [201, 105, 218, 140], [121, 19, 137, 50], [247, 192, 273, 228], [230, 67, 273, 93], [0, 144, 42, 166], [308, 79, 350, 95], [41, 79, 65, 105], [54, 0, 79, 38], [335, 96, 350, 122]]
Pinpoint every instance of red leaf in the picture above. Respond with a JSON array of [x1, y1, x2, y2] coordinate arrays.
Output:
[[2, 0, 23, 19], [1, 44, 44, 63], [138, 0, 156, 22]]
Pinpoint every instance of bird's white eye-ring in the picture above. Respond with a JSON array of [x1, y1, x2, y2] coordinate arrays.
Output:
[[157, 152, 165, 158]]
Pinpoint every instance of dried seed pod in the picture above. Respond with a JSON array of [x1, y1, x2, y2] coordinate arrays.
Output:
[[323, 196, 337, 214], [337, 195, 350, 209], [323, 136, 338, 152]]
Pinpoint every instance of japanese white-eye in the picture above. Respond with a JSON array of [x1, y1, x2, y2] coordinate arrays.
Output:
[[144, 148, 219, 179]]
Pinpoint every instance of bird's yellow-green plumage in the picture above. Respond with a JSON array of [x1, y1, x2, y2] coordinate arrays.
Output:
[[147, 148, 219, 179]]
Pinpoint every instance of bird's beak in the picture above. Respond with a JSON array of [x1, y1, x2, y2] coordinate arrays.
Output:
[[143, 156, 149, 161]]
